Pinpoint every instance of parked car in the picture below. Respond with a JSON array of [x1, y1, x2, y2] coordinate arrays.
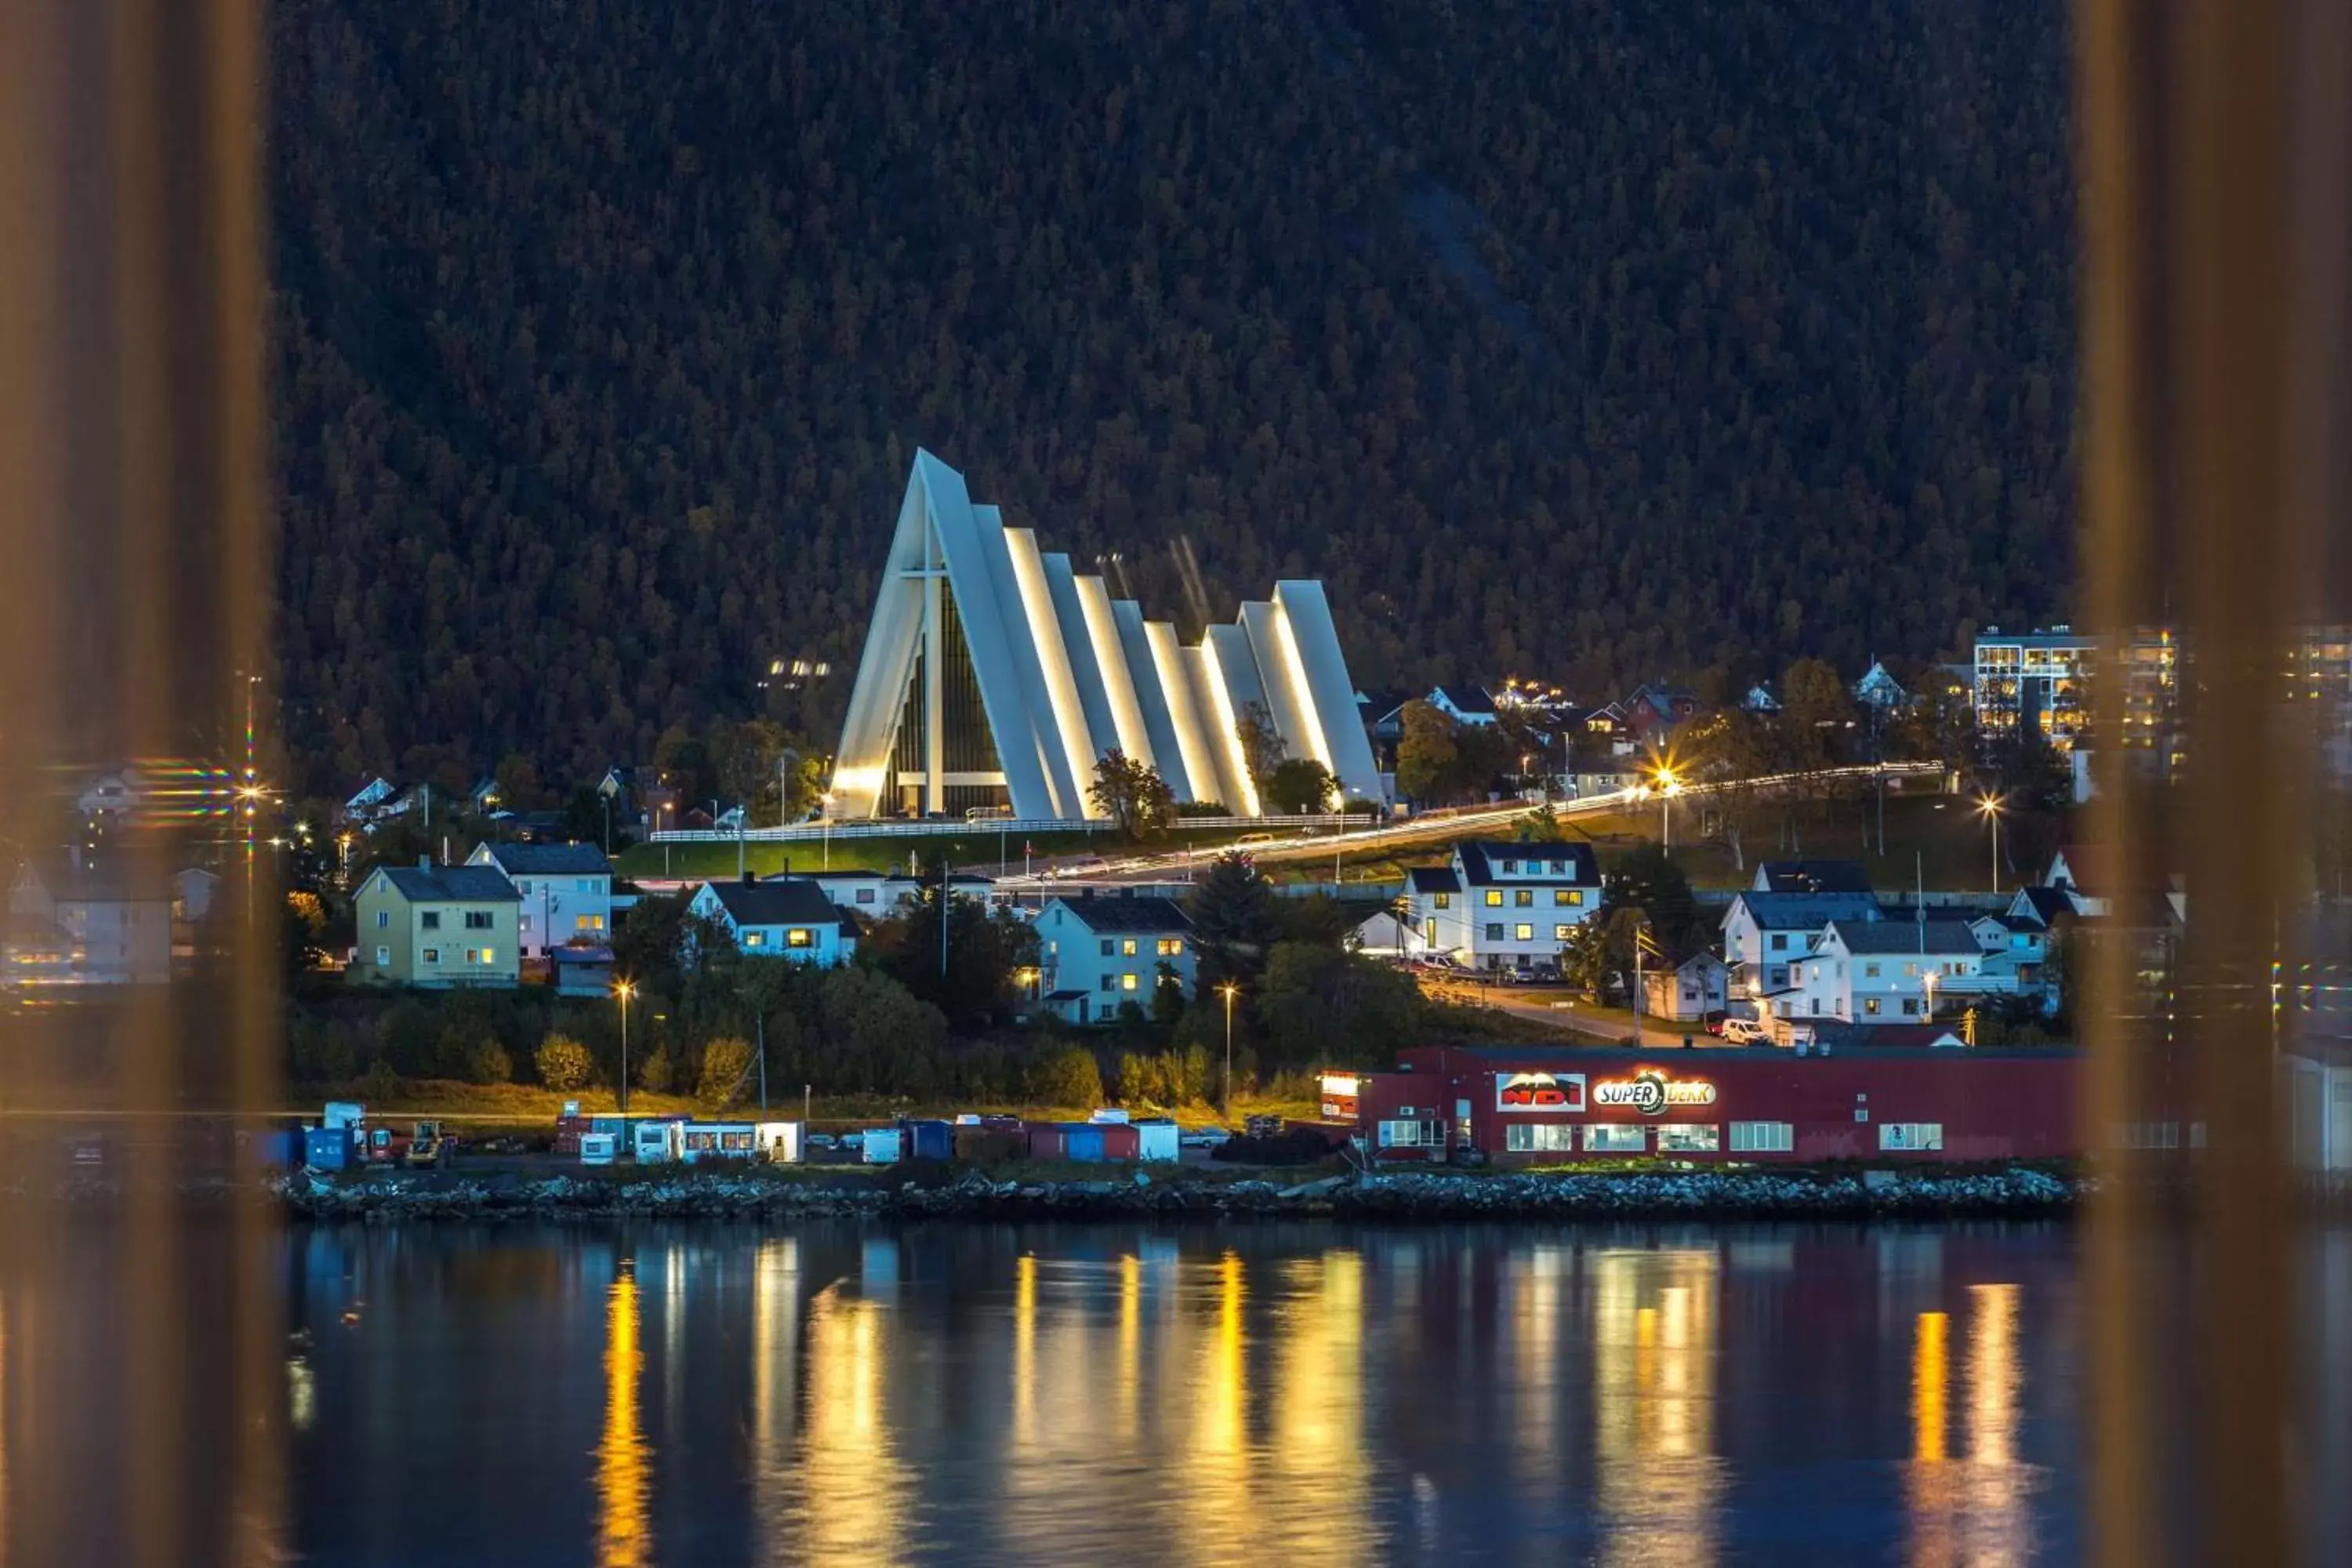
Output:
[[807, 1133, 839, 1150], [1701, 1010, 1730, 1036], [840, 1131, 865, 1150], [1719, 1017, 1770, 1045]]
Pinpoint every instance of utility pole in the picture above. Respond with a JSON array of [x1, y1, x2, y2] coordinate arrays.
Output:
[[938, 856, 951, 978], [756, 1010, 768, 1111]]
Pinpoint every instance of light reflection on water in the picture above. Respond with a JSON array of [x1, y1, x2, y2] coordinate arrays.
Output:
[[9, 1218, 2286, 1565]]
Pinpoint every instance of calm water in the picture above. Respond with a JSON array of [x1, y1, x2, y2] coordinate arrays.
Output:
[[14, 1218, 2352, 1564]]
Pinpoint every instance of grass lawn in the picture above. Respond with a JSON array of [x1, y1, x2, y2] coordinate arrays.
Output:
[[290, 1076, 1317, 1135], [612, 821, 1300, 880]]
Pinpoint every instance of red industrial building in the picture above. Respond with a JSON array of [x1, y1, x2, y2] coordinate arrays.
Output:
[[1348, 1044, 2080, 1164]]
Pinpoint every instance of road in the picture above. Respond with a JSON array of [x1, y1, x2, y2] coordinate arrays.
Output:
[[995, 762, 1945, 891], [1416, 972, 1739, 1047]]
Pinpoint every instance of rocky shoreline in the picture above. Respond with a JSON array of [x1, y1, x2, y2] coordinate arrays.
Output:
[[264, 1163, 2084, 1223]]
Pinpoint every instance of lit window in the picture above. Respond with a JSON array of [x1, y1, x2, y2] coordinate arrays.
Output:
[[1485, 891, 1503, 907], [480, 948, 496, 964], [1878, 1123, 1944, 1152], [576, 914, 604, 931], [1121, 973, 1139, 992], [1514, 924, 1534, 941], [1585, 1125, 1646, 1152], [1504, 1123, 1577, 1152], [1122, 938, 1138, 956], [1435, 893, 1451, 909], [1555, 924, 1573, 941], [1567, 890, 1584, 906], [1864, 998, 1880, 1015], [519, 915, 533, 931], [1554, 890, 1571, 906], [1656, 1125, 1720, 1153], [464, 949, 478, 964], [1515, 890, 1533, 907], [374, 946, 390, 964], [423, 948, 439, 964], [744, 931, 765, 948], [1376, 1120, 1443, 1148], [787, 928, 814, 948]]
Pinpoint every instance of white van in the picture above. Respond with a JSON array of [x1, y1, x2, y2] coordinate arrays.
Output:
[[1720, 1017, 1770, 1045]]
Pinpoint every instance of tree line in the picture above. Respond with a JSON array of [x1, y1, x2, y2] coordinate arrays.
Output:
[[266, 0, 2074, 796]]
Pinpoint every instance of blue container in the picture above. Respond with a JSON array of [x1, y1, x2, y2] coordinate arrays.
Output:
[[900, 1120, 954, 1162], [1062, 1124, 1105, 1163], [259, 1127, 305, 1168], [303, 1126, 352, 1171]]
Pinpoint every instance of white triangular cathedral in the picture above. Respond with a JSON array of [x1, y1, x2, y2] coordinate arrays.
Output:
[[830, 450, 1384, 821]]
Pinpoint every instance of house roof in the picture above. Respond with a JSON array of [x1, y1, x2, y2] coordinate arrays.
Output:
[[2010, 886, 2076, 926], [1824, 918, 1983, 956], [1408, 866, 1463, 895], [375, 865, 522, 904], [1455, 840, 1600, 886], [1755, 859, 1875, 895], [1431, 684, 1496, 717], [698, 878, 840, 927], [1047, 894, 1192, 935], [474, 842, 613, 876], [1728, 892, 1884, 931]]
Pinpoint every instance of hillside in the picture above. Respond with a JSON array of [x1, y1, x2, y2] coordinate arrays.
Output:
[[268, 0, 2074, 790]]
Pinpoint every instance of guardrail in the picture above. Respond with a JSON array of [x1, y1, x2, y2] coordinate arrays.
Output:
[[647, 811, 1377, 844]]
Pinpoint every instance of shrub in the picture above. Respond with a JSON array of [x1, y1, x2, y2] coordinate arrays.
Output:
[[467, 1040, 513, 1085], [362, 1058, 399, 1103], [535, 1033, 593, 1091], [698, 1036, 754, 1110], [637, 1045, 675, 1094], [1025, 1043, 1103, 1110]]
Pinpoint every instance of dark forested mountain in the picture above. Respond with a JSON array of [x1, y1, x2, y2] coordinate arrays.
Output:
[[269, 0, 2074, 790]]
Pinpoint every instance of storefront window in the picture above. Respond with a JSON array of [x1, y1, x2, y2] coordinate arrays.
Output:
[[1878, 1123, 1944, 1152], [1585, 1125, 1646, 1152], [1377, 1119, 1443, 1148], [1656, 1124, 1720, 1152], [1730, 1121, 1794, 1152], [1504, 1123, 1577, 1153]]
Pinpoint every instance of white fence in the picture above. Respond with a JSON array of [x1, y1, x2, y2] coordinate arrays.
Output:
[[647, 811, 1377, 844]]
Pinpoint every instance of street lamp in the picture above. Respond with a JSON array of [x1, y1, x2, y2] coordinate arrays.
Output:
[[1218, 982, 1240, 1115], [1976, 791, 2005, 894], [820, 791, 836, 870], [1655, 766, 1682, 849], [1923, 969, 1939, 1022], [613, 978, 636, 1120]]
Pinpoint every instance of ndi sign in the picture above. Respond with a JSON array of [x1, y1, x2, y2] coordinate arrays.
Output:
[[1592, 1071, 1717, 1116], [1497, 1072, 1585, 1112]]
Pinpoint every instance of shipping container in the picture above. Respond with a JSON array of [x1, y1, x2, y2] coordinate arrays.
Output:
[[589, 1115, 629, 1136], [303, 1126, 352, 1171], [1062, 1124, 1106, 1163], [900, 1119, 954, 1162], [323, 1102, 365, 1131], [954, 1127, 1028, 1164], [633, 1121, 684, 1163], [862, 1127, 903, 1164], [681, 1124, 759, 1163], [579, 1133, 619, 1166], [755, 1122, 803, 1163], [1096, 1123, 1141, 1161], [1024, 1123, 1066, 1161], [1134, 1120, 1180, 1163]]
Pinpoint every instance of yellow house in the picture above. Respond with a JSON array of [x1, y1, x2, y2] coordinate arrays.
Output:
[[351, 859, 521, 989]]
